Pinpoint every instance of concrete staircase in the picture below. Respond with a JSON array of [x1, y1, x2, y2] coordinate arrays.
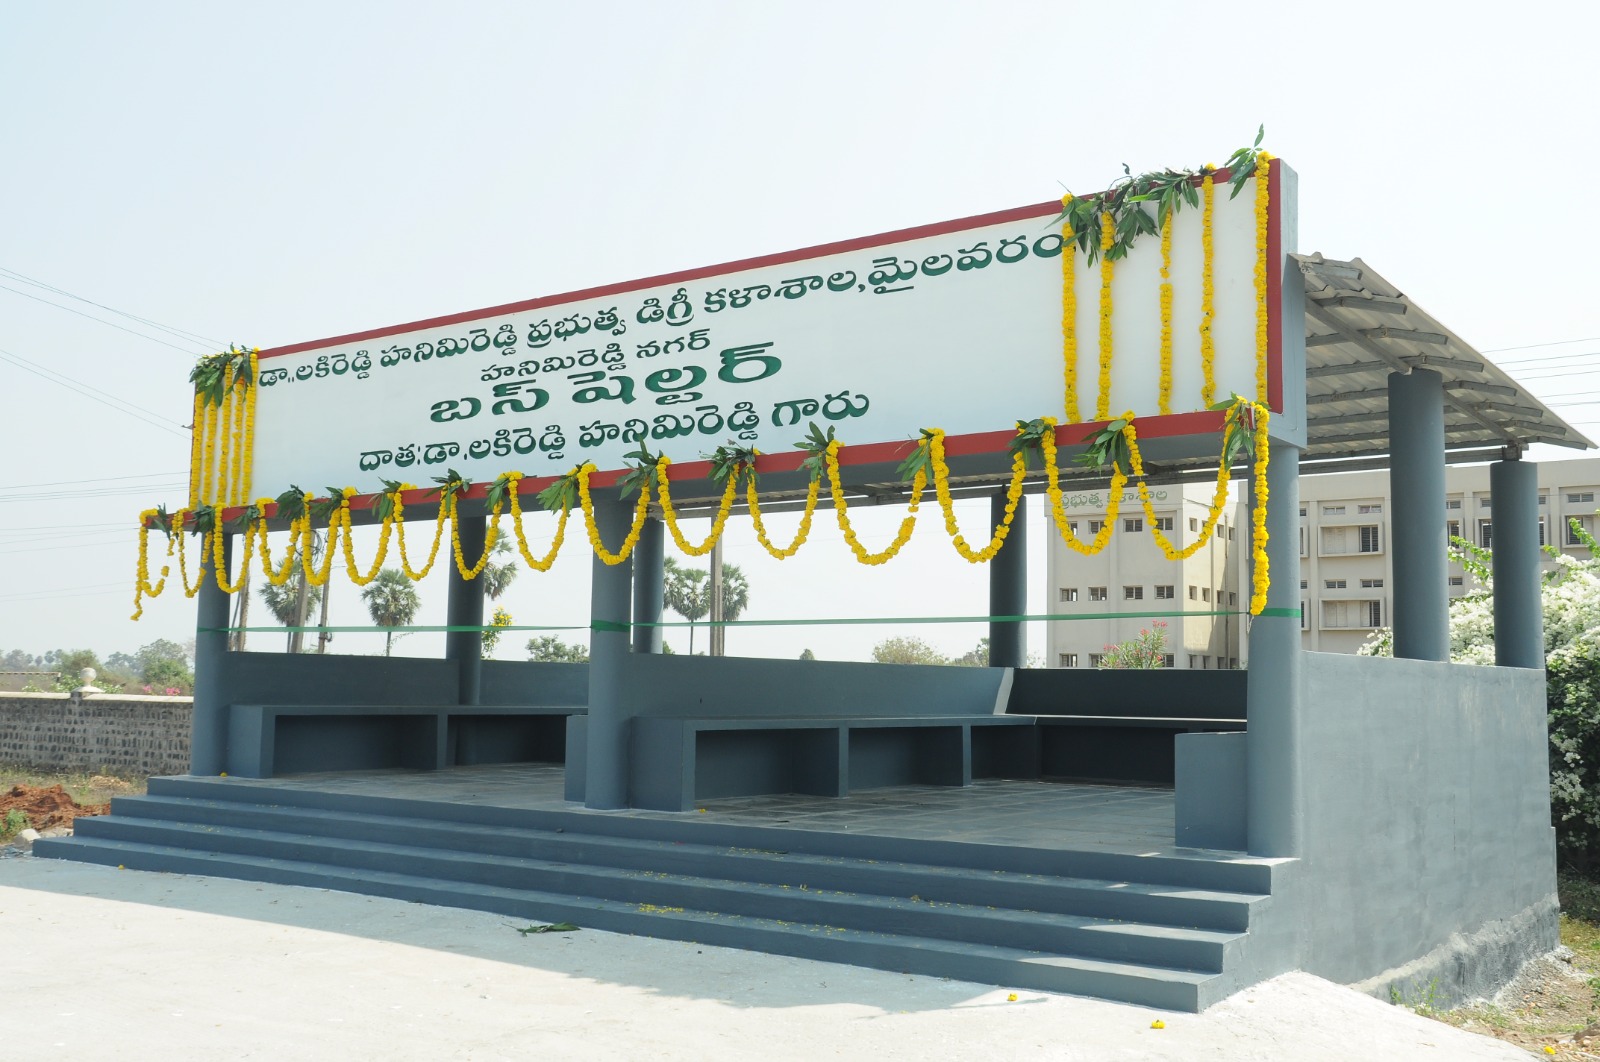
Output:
[[36, 776, 1282, 1011]]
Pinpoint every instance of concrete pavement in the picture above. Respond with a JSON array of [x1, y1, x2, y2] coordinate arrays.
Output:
[[0, 856, 1526, 1061]]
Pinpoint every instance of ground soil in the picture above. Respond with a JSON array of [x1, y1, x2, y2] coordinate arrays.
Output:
[[0, 783, 109, 832]]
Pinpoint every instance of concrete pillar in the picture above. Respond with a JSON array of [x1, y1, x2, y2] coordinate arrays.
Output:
[[446, 513, 486, 706], [586, 496, 634, 809], [1246, 442, 1303, 857], [1491, 456, 1544, 668], [1388, 368, 1450, 661], [989, 492, 1027, 668], [632, 517, 665, 654], [190, 531, 232, 776]]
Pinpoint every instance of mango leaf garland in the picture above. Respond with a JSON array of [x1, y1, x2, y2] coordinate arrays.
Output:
[[1209, 394, 1258, 467], [307, 487, 347, 523], [896, 429, 939, 484], [707, 443, 760, 489], [537, 468, 584, 514], [795, 422, 836, 483], [371, 479, 407, 523], [1076, 417, 1133, 475], [615, 443, 664, 500], [1009, 418, 1054, 471], [188, 344, 256, 406], [485, 472, 518, 515], [274, 485, 309, 525]]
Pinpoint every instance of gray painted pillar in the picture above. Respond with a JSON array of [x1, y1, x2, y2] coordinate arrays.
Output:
[[446, 513, 486, 706], [989, 492, 1027, 668], [1388, 368, 1450, 661], [1491, 456, 1544, 668], [586, 495, 634, 809], [632, 518, 664, 654], [1246, 442, 1303, 857], [190, 531, 232, 776]]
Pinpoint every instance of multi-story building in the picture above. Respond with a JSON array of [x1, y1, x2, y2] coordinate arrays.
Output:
[[1296, 456, 1600, 653], [1044, 456, 1600, 666], [1044, 481, 1248, 670]]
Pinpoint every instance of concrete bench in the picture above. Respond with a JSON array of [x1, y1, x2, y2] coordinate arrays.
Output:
[[628, 714, 1039, 811], [227, 703, 584, 778], [1032, 714, 1245, 787]]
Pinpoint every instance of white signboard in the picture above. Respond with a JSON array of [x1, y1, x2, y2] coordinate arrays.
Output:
[[250, 187, 1277, 498]]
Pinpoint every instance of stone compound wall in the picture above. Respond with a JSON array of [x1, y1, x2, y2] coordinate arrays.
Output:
[[0, 692, 191, 776]]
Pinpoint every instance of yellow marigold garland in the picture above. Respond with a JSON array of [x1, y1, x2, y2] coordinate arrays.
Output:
[[299, 500, 340, 588], [252, 511, 305, 588], [577, 464, 651, 565], [747, 473, 819, 560], [656, 456, 739, 557], [825, 440, 922, 565], [188, 394, 203, 509], [1040, 419, 1122, 556], [1061, 194, 1079, 424], [130, 510, 171, 620], [926, 430, 1026, 563], [1250, 407, 1271, 616], [199, 395, 218, 507], [1158, 211, 1174, 416], [1123, 421, 1231, 562], [172, 512, 203, 598], [338, 490, 393, 586], [506, 474, 568, 572], [395, 489, 449, 580], [1095, 212, 1116, 420], [1253, 152, 1273, 405], [1199, 170, 1216, 407], [448, 494, 500, 580]]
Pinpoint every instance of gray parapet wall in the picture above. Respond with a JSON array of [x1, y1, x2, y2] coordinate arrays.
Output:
[[1291, 651, 1557, 1004]]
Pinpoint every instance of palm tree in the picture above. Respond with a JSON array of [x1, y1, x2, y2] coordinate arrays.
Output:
[[663, 559, 751, 654], [259, 576, 322, 653], [481, 537, 519, 601], [361, 568, 421, 656], [663, 557, 710, 654]]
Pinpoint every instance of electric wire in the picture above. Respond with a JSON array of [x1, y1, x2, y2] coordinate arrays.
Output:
[[0, 266, 224, 348]]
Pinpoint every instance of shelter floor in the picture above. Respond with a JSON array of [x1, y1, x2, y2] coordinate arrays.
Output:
[[214, 764, 1194, 855]]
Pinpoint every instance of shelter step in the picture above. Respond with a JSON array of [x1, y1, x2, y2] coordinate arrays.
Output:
[[33, 834, 1223, 1011], [106, 792, 1265, 933], [68, 814, 1245, 971]]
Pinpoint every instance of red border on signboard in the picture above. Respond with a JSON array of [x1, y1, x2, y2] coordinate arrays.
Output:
[[228, 171, 1283, 521]]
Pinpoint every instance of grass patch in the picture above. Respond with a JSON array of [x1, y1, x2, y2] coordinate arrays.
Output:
[[0, 764, 147, 806]]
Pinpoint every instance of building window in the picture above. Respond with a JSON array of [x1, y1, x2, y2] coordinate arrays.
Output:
[[1227, 591, 1237, 606], [1447, 519, 1461, 540], [1301, 602, 1309, 630], [1320, 525, 1383, 555], [1300, 526, 1308, 557], [1202, 656, 1211, 669], [1059, 587, 1078, 603], [1190, 517, 1199, 532], [1569, 516, 1596, 545], [1360, 578, 1384, 589], [1188, 654, 1199, 669], [1059, 653, 1078, 668], [1189, 585, 1198, 600], [1088, 519, 1104, 534], [1449, 576, 1464, 587], [1089, 586, 1108, 602], [1124, 518, 1144, 532], [1322, 600, 1384, 629], [1229, 657, 1239, 669], [1066, 520, 1079, 534], [1358, 525, 1382, 553], [1325, 579, 1347, 589], [1540, 520, 1548, 547], [1124, 585, 1144, 600], [1446, 498, 1462, 511], [1479, 520, 1493, 548], [1217, 524, 1226, 539], [1323, 505, 1346, 516], [1478, 496, 1492, 511], [1358, 503, 1383, 515], [1088, 653, 1104, 668], [1153, 516, 1174, 531], [1299, 504, 1308, 517], [1300, 580, 1308, 590], [1155, 585, 1175, 600], [1540, 495, 1548, 506], [1201, 587, 1212, 602], [1569, 492, 1595, 504]]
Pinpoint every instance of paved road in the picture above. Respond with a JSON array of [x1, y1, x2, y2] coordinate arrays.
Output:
[[1, 856, 1527, 1061]]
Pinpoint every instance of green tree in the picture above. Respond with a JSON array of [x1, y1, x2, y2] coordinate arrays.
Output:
[[663, 557, 750, 654], [360, 568, 421, 656], [482, 606, 513, 656], [526, 635, 589, 663], [800, 648, 816, 661], [955, 638, 990, 667], [1097, 622, 1170, 669], [481, 537, 519, 601], [259, 574, 323, 652], [871, 636, 951, 666]]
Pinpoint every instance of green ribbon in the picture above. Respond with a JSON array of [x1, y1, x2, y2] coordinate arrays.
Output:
[[201, 607, 1266, 635]]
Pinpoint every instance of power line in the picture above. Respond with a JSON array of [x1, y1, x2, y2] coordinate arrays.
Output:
[[0, 266, 225, 348], [0, 348, 190, 436], [0, 471, 186, 491], [0, 282, 209, 356], [1482, 336, 1600, 354]]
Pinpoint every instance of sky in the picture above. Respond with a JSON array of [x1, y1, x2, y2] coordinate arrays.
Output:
[[2, 1, 1598, 667]]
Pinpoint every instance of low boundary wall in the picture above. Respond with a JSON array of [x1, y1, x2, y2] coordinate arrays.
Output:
[[0, 692, 193, 776]]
